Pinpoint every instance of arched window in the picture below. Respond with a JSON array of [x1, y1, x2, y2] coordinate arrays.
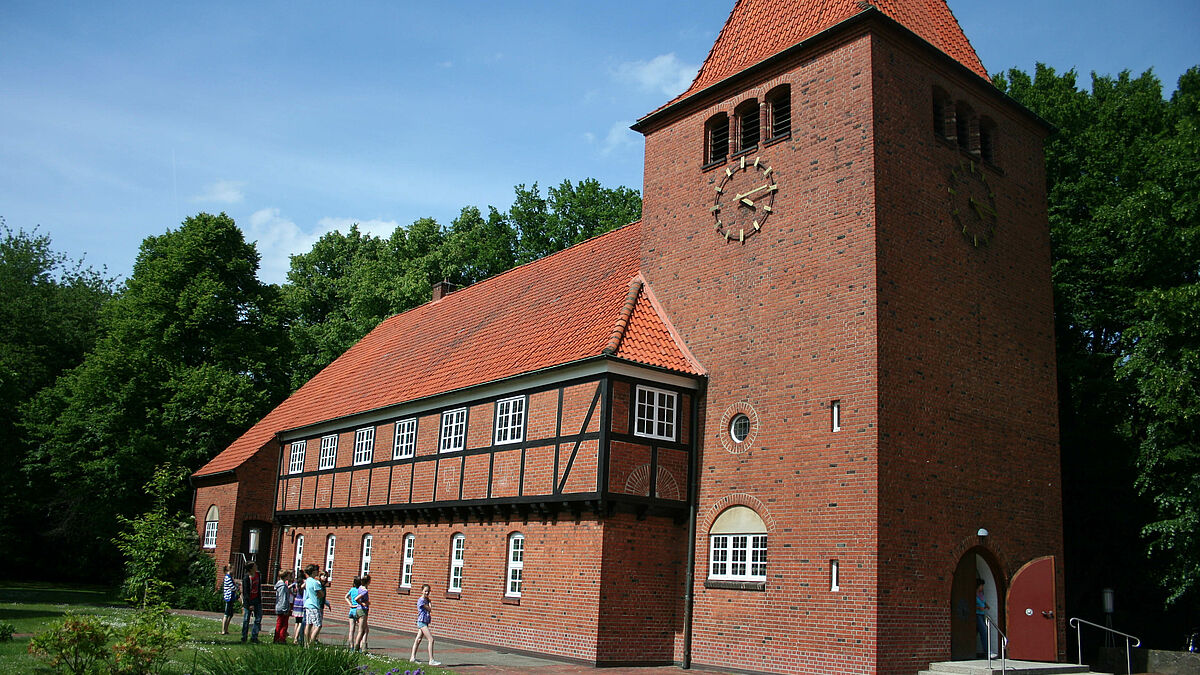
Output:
[[202, 505, 218, 549], [449, 533, 465, 592], [325, 535, 336, 575], [932, 87, 952, 139], [400, 534, 415, 589], [979, 116, 997, 164], [293, 535, 305, 578], [708, 506, 768, 582], [360, 534, 373, 575], [705, 112, 729, 165], [735, 99, 760, 153], [766, 85, 791, 141], [505, 532, 525, 598], [955, 102, 975, 152]]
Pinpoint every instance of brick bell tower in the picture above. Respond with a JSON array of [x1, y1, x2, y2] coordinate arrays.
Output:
[[633, 1, 1063, 673]]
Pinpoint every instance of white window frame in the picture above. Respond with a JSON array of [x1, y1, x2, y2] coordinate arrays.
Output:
[[203, 520, 218, 549], [506, 532, 525, 598], [449, 534, 465, 592], [288, 440, 306, 474], [353, 426, 375, 465], [319, 434, 338, 470], [830, 559, 841, 592], [439, 408, 467, 453], [831, 400, 842, 432], [709, 534, 768, 581], [393, 418, 417, 459], [493, 396, 526, 445], [400, 534, 415, 588], [361, 534, 373, 575], [634, 385, 677, 441], [294, 535, 305, 577], [325, 535, 336, 575]]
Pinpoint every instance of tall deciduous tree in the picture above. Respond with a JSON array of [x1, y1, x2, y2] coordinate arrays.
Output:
[[998, 66, 1200, 618], [0, 221, 112, 567], [511, 178, 641, 263], [21, 213, 288, 570]]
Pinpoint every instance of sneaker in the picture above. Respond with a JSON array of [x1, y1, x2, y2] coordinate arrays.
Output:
[[430, 660, 442, 666]]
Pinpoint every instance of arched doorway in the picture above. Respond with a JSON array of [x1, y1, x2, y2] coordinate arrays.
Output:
[[950, 547, 1003, 659]]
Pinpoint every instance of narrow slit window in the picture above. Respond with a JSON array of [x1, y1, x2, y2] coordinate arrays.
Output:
[[325, 535, 336, 575], [831, 559, 841, 591], [360, 534, 373, 575], [293, 535, 304, 578], [831, 400, 841, 432], [401, 534, 415, 588], [449, 534, 465, 592], [706, 113, 729, 165]]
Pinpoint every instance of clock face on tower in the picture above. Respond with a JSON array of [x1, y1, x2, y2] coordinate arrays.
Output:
[[712, 154, 777, 243], [947, 159, 998, 247]]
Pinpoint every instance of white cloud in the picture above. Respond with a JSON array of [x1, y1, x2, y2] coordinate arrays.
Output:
[[316, 216, 401, 239], [192, 179, 245, 204], [244, 208, 322, 285], [586, 120, 638, 156], [613, 53, 698, 97]]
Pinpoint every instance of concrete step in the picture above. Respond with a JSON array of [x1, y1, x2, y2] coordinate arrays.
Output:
[[920, 660, 1111, 675]]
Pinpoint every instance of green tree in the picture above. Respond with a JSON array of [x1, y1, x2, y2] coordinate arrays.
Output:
[[998, 66, 1200, 613], [511, 178, 641, 263], [0, 221, 112, 569], [21, 213, 288, 570]]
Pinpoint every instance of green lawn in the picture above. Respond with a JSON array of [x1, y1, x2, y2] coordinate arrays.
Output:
[[0, 583, 453, 674]]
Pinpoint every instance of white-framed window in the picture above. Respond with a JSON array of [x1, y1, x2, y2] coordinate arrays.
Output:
[[449, 534, 465, 592], [325, 535, 336, 575], [708, 505, 768, 582], [361, 534, 373, 575], [294, 535, 305, 577], [319, 434, 338, 470], [400, 534, 415, 588], [830, 559, 841, 591], [710, 534, 768, 581], [635, 385, 677, 441], [353, 426, 375, 465], [831, 400, 842, 432], [202, 505, 218, 548], [288, 440, 306, 474], [393, 418, 417, 459], [506, 533, 525, 597], [439, 408, 467, 453], [494, 396, 526, 445]]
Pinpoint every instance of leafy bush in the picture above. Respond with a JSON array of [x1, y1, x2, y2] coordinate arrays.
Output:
[[0, 620, 14, 641], [109, 596, 190, 675], [170, 550, 222, 611], [196, 643, 371, 675], [27, 612, 112, 674]]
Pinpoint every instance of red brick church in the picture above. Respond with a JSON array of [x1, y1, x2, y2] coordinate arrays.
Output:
[[193, 1, 1064, 672]]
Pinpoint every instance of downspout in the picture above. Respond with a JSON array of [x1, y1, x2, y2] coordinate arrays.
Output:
[[682, 379, 706, 668]]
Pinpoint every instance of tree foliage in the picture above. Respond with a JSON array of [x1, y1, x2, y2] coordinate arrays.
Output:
[[998, 66, 1200, 607], [21, 213, 289, 570]]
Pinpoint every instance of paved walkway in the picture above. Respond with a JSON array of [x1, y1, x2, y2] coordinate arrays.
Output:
[[176, 609, 704, 674]]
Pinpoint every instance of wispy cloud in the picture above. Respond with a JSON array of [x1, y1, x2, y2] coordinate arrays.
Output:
[[585, 120, 638, 156], [191, 179, 245, 204], [244, 208, 321, 285], [316, 217, 401, 239], [613, 53, 698, 97]]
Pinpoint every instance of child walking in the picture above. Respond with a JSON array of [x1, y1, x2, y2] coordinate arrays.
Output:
[[409, 584, 441, 666]]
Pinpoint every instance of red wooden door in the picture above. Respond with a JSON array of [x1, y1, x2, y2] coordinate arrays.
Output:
[[1007, 556, 1058, 661]]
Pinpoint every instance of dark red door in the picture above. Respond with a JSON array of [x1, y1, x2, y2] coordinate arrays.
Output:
[[1007, 556, 1057, 660]]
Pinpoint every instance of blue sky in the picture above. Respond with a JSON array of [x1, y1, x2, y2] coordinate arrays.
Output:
[[2, 1, 1196, 285]]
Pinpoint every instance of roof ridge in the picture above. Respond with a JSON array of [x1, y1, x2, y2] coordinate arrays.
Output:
[[602, 277, 644, 355]]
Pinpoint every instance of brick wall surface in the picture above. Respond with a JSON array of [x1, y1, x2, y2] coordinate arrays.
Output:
[[640, 29, 883, 674]]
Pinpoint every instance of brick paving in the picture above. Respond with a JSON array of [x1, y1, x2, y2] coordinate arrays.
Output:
[[175, 609, 713, 674]]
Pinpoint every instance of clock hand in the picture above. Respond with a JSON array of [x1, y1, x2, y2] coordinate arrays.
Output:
[[741, 197, 755, 207], [969, 197, 997, 218], [735, 183, 775, 200]]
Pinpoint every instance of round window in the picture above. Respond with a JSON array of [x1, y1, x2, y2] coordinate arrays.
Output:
[[730, 414, 751, 443]]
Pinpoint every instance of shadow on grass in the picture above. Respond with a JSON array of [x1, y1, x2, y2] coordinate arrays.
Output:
[[0, 606, 71, 623], [0, 586, 120, 606]]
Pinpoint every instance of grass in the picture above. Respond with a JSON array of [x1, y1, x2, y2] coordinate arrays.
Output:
[[0, 583, 454, 674]]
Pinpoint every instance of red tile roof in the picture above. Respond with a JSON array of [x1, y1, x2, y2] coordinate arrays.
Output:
[[648, 0, 987, 120], [194, 222, 703, 477]]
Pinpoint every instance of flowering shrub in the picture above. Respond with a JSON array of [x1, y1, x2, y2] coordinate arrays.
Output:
[[27, 612, 112, 674]]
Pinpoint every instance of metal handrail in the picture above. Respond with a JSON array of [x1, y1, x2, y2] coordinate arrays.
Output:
[[1069, 617, 1141, 675], [984, 614, 1009, 674]]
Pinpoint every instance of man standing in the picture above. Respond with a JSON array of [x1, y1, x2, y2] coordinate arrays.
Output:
[[241, 562, 262, 643], [220, 565, 237, 635]]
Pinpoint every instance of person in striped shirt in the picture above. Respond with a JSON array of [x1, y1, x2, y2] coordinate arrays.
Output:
[[220, 565, 238, 635]]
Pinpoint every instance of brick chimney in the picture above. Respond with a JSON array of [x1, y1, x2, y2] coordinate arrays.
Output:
[[431, 280, 457, 301]]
